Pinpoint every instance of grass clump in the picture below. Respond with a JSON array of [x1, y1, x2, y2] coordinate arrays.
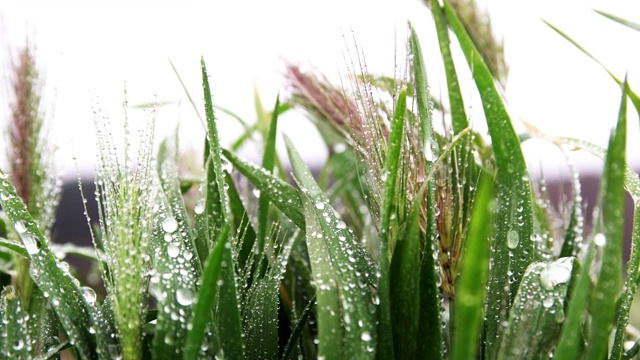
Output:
[[1, 1, 640, 359]]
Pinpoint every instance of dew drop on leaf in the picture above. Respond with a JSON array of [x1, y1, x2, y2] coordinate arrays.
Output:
[[167, 244, 180, 258], [21, 233, 41, 255], [162, 217, 178, 233], [594, 233, 606, 247], [14, 220, 27, 234], [539, 258, 573, 290], [507, 230, 519, 249], [361, 332, 371, 341], [315, 201, 325, 210], [194, 199, 205, 215], [176, 287, 195, 306], [81, 286, 97, 304]]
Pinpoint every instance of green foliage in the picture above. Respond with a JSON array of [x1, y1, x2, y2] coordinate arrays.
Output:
[[0, 2, 639, 359]]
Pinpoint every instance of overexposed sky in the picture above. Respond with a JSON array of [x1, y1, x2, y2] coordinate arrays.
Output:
[[1, 0, 639, 180]]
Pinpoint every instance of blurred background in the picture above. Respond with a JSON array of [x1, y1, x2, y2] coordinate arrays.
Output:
[[1, 0, 640, 307]]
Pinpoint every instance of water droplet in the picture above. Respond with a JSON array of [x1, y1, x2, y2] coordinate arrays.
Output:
[[336, 221, 346, 230], [594, 233, 606, 247], [507, 230, 519, 249], [539, 258, 573, 290], [162, 217, 178, 233], [14, 220, 27, 234], [194, 199, 205, 215], [81, 287, 97, 304], [21, 233, 41, 255], [315, 201, 325, 210], [361, 332, 371, 341], [176, 288, 195, 306], [0, 193, 10, 201], [167, 244, 180, 258], [543, 295, 554, 308], [13, 339, 24, 350]]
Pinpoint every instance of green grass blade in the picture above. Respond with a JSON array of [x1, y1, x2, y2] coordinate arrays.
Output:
[[593, 82, 627, 360], [377, 88, 407, 360], [440, 2, 535, 356], [559, 158, 584, 258], [257, 95, 281, 262], [201, 56, 229, 237], [281, 293, 316, 360], [183, 224, 229, 360], [428, 0, 468, 134], [223, 149, 305, 229], [409, 23, 438, 151], [389, 198, 422, 359], [286, 136, 377, 359], [0, 237, 28, 257], [168, 58, 204, 128], [544, 21, 640, 114], [498, 258, 576, 359], [225, 172, 257, 271], [453, 172, 492, 360], [554, 243, 594, 357], [151, 137, 202, 359], [0, 170, 101, 360], [0, 286, 30, 358], [594, 10, 640, 33]]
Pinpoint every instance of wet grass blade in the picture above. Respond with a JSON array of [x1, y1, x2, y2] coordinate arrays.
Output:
[[377, 88, 407, 360], [0, 237, 28, 257], [440, 2, 535, 356], [151, 137, 202, 359], [223, 149, 305, 230], [0, 170, 100, 359], [559, 158, 584, 258], [409, 23, 437, 150], [257, 95, 281, 262], [183, 224, 229, 360], [453, 172, 492, 360], [498, 258, 576, 359], [591, 82, 627, 360], [282, 293, 316, 360], [0, 286, 29, 358], [428, 0, 468, 134], [286, 136, 377, 359]]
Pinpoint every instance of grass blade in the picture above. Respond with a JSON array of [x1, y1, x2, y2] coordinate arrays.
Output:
[[286, 135, 377, 359], [544, 21, 640, 114], [594, 10, 640, 33], [559, 158, 584, 258], [151, 136, 202, 359], [0, 170, 100, 359], [0, 286, 30, 358], [281, 294, 316, 360], [223, 149, 305, 230], [0, 237, 28, 258], [428, 0, 468, 134], [377, 88, 407, 360], [591, 82, 627, 359], [409, 23, 438, 150], [498, 258, 576, 359], [440, 2, 535, 356], [183, 224, 229, 360], [453, 172, 492, 360]]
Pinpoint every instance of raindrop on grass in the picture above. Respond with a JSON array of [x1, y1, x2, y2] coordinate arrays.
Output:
[[167, 244, 180, 258], [194, 199, 205, 214], [507, 230, 519, 249], [539, 258, 573, 290], [21, 233, 41, 255], [542, 295, 554, 308], [81, 287, 97, 304], [176, 288, 195, 306], [361, 332, 371, 341], [594, 233, 606, 247], [162, 217, 178, 233], [315, 201, 325, 210], [14, 220, 27, 234]]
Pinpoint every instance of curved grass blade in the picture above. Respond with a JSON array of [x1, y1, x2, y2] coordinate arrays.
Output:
[[225, 172, 257, 271], [286, 136, 377, 359], [543, 21, 640, 114], [594, 10, 640, 33], [0, 170, 103, 359], [151, 137, 202, 359], [589, 81, 627, 360], [223, 149, 305, 230], [559, 158, 584, 258], [498, 258, 576, 359], [428, 0, 468, 134], [183, 224, 229, 360], [0, 237, 28, 257], [0, 286, 30, 358], [453, 172, 492, 360], [440, 2, 535, 356]]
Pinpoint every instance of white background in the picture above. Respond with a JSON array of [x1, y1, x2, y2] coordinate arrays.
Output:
[[1, 0, 639, 180]]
